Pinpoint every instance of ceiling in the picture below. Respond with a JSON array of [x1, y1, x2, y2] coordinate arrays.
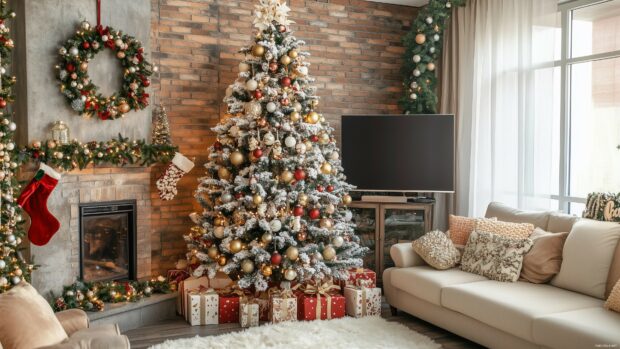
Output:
[[364, 0, 429, 6]]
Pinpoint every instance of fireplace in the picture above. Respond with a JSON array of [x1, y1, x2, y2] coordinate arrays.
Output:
[[79, 200, 137, 282]]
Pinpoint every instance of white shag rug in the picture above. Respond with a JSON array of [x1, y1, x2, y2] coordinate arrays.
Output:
[[149, 316, 440, 349]]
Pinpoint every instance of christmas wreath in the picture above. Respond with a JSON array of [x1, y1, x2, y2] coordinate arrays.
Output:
[[56, 21, 154, 120]]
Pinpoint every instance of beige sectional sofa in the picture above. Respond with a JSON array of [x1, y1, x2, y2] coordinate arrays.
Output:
[[383, 203, 620, 349]]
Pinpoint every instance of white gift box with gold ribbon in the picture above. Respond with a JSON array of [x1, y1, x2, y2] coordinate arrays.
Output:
[[344, 285, 382, 318], [239, 299, 260, 327], [186, 288, 219, 326]]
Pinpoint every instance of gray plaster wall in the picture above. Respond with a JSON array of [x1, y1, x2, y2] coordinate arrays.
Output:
[[16, 0, 152, 143]]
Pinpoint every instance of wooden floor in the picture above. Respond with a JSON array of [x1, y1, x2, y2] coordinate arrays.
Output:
[[125, 302, 483, 349]]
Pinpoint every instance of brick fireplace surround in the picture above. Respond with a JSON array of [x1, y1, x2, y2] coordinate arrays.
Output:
[[24, 0, 417, 296]]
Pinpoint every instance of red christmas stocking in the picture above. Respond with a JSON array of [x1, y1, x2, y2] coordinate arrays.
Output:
[[17, 163, 61, 246]]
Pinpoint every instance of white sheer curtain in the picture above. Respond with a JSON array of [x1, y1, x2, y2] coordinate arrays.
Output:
[[440, 0, 561, 217]]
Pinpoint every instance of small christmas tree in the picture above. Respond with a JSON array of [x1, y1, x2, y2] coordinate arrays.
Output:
[[185, 0, 367, 291], [0, 2, 34, 292], [152, 104, 172, 146]]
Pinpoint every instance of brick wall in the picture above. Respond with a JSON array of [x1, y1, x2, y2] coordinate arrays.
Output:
[[149, 0, 418, 275]]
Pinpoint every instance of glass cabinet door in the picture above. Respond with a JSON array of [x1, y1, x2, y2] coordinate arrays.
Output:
[[381, 206, 428, 271], [349, 204, 378, 274]]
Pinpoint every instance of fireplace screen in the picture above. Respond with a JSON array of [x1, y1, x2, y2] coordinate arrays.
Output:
[[79, 201, 136, 282]]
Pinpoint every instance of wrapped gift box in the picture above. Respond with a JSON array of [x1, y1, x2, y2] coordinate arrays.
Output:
[[218, 294, 241, 323], [239, 300, 260, 327], [296, 281, 345, 321], [269, 290, 298, 323], [344, 285, 382, 318], [186, 289, 218, 325], [178, 276, 209, 316], [255, 293, 270, 322], [340, 268, 376, 289]]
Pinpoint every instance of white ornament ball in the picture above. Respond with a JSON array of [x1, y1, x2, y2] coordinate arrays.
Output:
[[70, 81, 77, 88], [66, 290, 75, 297], [239, 62, 251, 72], [293, 102, 302, 112], [446, 2, 452, 8], [6, 235, 15, 243], [410, 81, 418, 89], [410, 93, 418, 100], [266, 102, 277, 113], [81, 21, 91, 30], [0, 277, 6, 286], [413, 55, 421, 63], [115, 38, 123, 47], [427, 62, 436, 71], [69, 46, 79, 56], [59, 47, 67, 55], [101, 35, 109, 42], [284, 136, 297, 148], [245, 79, 258, 91], [322, 245, 337, 261], [6, 142, 14, 151], [344, 211, 353, 221], [11, 276, 20, 285], [270, 219, 282, 232], [426, 16, 433, 24], [295, 143, 306, 154], [263, 132, 275, 145], [221, 193, 233, 203], [329, 151, 339, 161], [413, 69, 421, 77], [9, 122, 16, 131], [433, 34, 440, 41], [325, 203, 336, 214], [144, 286, 153, 295], [332, 236, 344, 248], [429, 47, 436, 54], [297, 66, 308, 76], [0, 260, 5, 269], [284, 269, 297, 281], [213, 226, 226, 239]]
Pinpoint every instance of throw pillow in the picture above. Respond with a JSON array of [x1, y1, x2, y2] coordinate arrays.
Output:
[[605, 279, 620, 313], [520, 228, 569, 283], [448, 215, 496, 247], [0, 282, 68, 349], [475, 218, 535, 239], [412, 230, 461, 270], [605, 239, 620, 299], [551, 220, 620, 299], [461, 231, 533, 282]]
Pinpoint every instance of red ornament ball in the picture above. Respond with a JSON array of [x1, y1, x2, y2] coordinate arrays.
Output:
[[82, 42, 90, 49], [253, 148, 263, 158], [309, 208, 320, 220], [294, 168, 306, 181], [213, 141, 223, 151], [280, 77, 292, 87], [326, 185, 335, 192], [270, 252, 282, 265], [278, 25, 287, 33], [66, 63, 75, 72], [235, 192, 243, 199], [269, 61, 279, 72], [293, 206, 304, 217], [316, 185, 324, 192], [281, 98, 290, 106], [142, 79, 151, 87], [0, 99, 6, 108], [253, 90, 263, 99], [310, 135, 319, 142]]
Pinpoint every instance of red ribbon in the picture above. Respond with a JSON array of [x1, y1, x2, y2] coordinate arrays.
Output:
[[97, 0, 101, 27]]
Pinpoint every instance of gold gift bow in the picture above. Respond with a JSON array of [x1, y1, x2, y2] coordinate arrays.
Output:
[[302, 281, 341, 320], [217, 281, 246, 297]]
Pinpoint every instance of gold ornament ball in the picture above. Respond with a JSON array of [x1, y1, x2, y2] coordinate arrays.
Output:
[[286, 246, 299, 261], [241, 259, 255, 274], [320, 162, 333, 174], [322, 245, 337, 261], [207, 246, 219, 259], [218, 167, 231, 180], [213, 226, 226, 239], [296, 231, 307, 241], [80, 62, 89, 71], [319, 218, 333, 230], [298, 193, 308, 206], [230, 239, 243, 253], [214, 216, 227, 226], [304, 112, 319, 124], [253, 194, 263, 205], [119, 102, 130, 114], [261, 232, 273, 244], [319, 133, 330, 144], [251, 45, 265, 57], [280, 55, 292, 65], [342, 194, 353, 205], [290, 111, 301, 122], [261, 265, 273, 277], [427, 62, 436, 71], [281, 169, 294, 183], [288, 49, 298, 59], [325, 203, 336, 214], [284, 269, 297, 281], [218, 255, 228, 266], [415, 33, 426, 44], [230, 151, 244, 166]]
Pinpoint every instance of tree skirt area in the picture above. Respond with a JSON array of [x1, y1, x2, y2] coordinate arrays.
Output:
[[149, 316, 441, 349]]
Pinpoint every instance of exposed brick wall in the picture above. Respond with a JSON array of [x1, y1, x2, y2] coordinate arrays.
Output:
[[149, 0, 418, 275]]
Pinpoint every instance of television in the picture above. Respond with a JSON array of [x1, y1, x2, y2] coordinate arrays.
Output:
[[341, 114, 455, 193]]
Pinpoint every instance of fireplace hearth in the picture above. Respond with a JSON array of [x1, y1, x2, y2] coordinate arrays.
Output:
[[79, 200, 137, 282]]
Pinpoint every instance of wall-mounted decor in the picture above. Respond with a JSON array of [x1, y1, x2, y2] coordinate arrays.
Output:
[[584, 192, 620, 222]]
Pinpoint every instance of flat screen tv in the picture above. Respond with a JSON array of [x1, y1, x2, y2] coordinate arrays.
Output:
[[341, 114, 455, 193]]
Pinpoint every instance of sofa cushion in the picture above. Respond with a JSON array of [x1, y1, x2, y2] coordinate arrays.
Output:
[[520, 229, 568, 283], [390, 243, 427, 268], [412, 230, 460, 270], [532, 307, 620, 349], [547, 212, 579, 233], [485, 202, 550, 229], [441, 280, 603, 342], [461, 231, 533, 282], [390, 266, 487, 306], [0, 282, 68, 349], [551, 219, 620, 299]]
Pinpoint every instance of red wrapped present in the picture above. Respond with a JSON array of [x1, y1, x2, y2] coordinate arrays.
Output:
[[167, 269, 190, 286], [340, 268, 376, 289], [217, 284, 245, 324], [296, 280, 345, 321]]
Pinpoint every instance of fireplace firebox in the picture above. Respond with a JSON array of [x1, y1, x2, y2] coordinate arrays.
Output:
[[79, 200, 137, 282]]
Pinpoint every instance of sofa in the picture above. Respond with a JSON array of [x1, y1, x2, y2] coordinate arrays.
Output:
[[0, 282, 129, 349], [384, 202, 620, 349]]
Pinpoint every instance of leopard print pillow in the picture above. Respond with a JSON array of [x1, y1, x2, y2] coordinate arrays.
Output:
[[461, 231, 533, 282], [412, 230, 460, 270]]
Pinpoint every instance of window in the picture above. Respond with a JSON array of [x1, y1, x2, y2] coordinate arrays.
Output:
[[555, 0, 620, 213]]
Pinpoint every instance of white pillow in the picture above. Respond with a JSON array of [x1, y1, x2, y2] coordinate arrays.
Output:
[[551, 220, 620, 299]]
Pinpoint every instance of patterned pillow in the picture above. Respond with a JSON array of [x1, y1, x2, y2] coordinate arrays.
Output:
[[605, 279, 620, 313], [412, 230, 461, 270], [475, 218, 535, 239], [461, 231, 534, 282], [449, 215, 497, 247]]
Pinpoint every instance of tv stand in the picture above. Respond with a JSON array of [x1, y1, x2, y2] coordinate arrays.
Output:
[[361, 195, 407, 203]]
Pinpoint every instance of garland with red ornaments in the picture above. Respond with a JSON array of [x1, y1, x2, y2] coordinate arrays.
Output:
[[56, 20, 154, 120]]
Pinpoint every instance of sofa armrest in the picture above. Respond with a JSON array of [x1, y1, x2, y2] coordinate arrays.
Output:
[[390, 243, 427, 268], [55, 309, 89, 337]]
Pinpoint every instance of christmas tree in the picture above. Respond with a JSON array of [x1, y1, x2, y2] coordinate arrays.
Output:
[[0, 2, 34, 292], [185, 0, 367, 291], [152, 104, 172, 146]]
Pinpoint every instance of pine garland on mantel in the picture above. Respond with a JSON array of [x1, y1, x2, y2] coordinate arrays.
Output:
[[400, 0, 466, 114]]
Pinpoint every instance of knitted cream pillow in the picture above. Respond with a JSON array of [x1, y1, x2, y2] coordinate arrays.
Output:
[[412, 230, 461, 270], [475, 218, 535, 239], [604, 279, 620, 313]]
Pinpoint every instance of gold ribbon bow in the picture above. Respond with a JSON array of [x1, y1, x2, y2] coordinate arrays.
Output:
[[217, 281, 245, 297], [302, 280, 341, 320]]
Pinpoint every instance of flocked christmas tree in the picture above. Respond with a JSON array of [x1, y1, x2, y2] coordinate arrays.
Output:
[[152, 104, 172, 146], [0, 2, 35, 292], [185, 0, 367, 291]]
